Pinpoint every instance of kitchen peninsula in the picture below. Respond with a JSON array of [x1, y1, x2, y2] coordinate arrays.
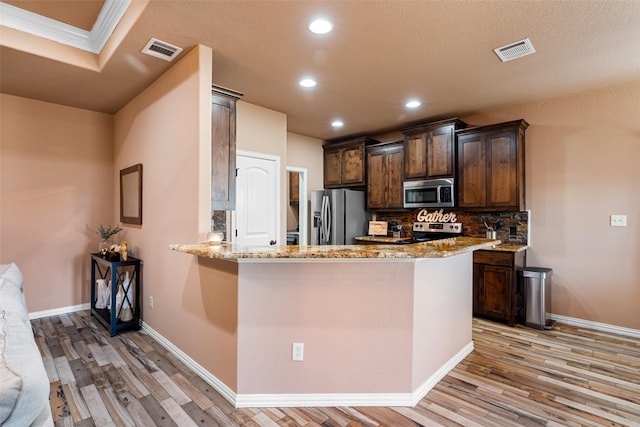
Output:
[[169, 237, 496, 408]]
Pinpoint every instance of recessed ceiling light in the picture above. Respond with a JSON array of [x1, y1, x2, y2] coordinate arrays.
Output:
[[299, 78, 317, 88], [406, 100, 421, 109], [309, 19, 333, 34], [331, 120, 344, 128]]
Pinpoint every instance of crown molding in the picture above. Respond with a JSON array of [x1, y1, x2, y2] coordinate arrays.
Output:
[[0, 0, 131, 54]]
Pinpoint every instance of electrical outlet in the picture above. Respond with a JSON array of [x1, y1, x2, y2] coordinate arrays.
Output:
[[292, 343, 304, 361], [149, 296, 154, 309], [509, 225, 517, 236], [610, 215, 627, 227]]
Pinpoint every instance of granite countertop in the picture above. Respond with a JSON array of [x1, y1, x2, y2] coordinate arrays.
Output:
[[486, 243, 529, 253], [169, 237, 499, 262], [355, 235, 528, 253], [354, 236, 412, 244]]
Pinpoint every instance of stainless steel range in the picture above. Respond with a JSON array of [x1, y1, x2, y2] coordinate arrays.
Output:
[[395, 222, 463, 244]]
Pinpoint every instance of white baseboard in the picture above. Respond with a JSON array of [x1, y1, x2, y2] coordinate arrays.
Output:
[[235, 341, 473, 408], [29, 303, 90, 320], [141, 319, 474, 408], [550, 313, 640, 339], [140, 321, 238, 406], [235, 392, 414, 408], [409, 340, 474, 407]]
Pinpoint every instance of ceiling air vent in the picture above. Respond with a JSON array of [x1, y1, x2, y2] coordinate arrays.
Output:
[[141, 38, 183, 62], [493, 38, 535, 62]]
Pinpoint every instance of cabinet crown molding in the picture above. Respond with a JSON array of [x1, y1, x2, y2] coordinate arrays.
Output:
[[323, 136, 380, 148], [402, 118, 467, 135], [455, 119, 529, 136]]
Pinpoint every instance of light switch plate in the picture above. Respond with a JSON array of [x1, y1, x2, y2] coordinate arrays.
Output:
[[610, 215, 627, 227]]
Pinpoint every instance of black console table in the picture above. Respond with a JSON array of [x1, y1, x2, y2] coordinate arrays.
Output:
[[90, 254, 141, 336]]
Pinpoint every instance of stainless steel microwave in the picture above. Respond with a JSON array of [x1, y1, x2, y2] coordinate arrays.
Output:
[[403, 178, 455, 208]]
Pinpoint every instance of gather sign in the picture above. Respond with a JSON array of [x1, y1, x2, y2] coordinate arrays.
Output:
[[416, 209, 457, 223]]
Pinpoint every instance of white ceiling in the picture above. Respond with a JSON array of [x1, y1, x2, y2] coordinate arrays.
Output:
[[1, 0, 639, 141]]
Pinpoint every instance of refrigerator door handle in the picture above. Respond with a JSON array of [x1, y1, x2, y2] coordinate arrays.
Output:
[[320, 196, 327, 243], [324, 195, 332, 242], [315, 213, 322, 244]]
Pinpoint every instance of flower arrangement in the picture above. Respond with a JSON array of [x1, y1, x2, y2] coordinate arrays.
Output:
[[91, 224, 123, 241], [89, 224, 123, 257]]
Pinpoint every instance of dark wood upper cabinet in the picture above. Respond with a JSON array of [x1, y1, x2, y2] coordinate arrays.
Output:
[[211, 85, 243, 211], [456, 119, 528, 211], [403, 132, 427, 180], [323, 146, 343, 188], [366, 142, 404, 209], [211, 85, 243, 210], [323, 137, 377, 188], [402, 118, 466, 180]]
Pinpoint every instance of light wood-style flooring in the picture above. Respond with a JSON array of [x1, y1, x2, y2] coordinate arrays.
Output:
[[33, 311, 640, 426]]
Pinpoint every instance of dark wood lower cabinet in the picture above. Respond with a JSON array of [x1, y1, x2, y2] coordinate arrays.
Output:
[[473, 250, 525, 326]]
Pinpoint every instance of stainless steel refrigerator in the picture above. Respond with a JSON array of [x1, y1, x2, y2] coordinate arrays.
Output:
[[311, 189, 369, 245]]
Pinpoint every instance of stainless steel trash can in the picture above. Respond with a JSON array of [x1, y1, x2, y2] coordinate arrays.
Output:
[[520, 267, 555, 330]]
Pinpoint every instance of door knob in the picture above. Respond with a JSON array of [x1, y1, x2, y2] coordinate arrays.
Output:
[[270, 240, 277, 245]]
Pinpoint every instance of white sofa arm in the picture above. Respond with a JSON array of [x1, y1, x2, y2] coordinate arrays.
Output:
[[0, 263, 53, 427]]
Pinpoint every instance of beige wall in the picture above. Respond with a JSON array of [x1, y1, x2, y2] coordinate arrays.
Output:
[[0, 94, 113, 311], [236, 102, 288, 243], [235, 256, 472, 395], [461, 80, 640, 329], [113, 45, 238, 389], [287, 132, 324, 194]]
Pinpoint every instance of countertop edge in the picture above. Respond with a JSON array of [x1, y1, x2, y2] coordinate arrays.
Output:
[[486, 243, 529, 253], [169, 237, 499, 262]]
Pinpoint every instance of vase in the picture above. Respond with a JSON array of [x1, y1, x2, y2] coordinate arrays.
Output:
[[99, 239, 110, 254]]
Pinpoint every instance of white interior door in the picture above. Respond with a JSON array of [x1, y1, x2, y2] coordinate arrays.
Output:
[[234, 151, 280, 246]]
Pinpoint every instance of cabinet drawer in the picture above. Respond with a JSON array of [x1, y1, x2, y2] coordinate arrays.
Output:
[[474, 250, 513, 267]]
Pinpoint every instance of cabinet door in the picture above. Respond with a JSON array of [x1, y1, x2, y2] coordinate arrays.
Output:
[[404, 133, 427, 179], [341, 144, 365, 185], [473, 263, 512, 322], [386, 145, 404, 208], [486, 130, 518, 209], [324, 147, 342, 188], [427, 125, 454, 177], [367, 144, 404, 209], [457, 133, 487, 208], [366, 150, 385, 209], [456, 120, 526, 210], [211, 94, 237, 210], [473, 250, 525, 326]]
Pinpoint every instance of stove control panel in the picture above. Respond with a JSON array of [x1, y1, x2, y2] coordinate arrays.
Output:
[[412, 222, 463, 234]]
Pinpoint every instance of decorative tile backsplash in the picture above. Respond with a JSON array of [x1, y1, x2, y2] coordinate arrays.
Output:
[[212, 210, 230, 239], [456, 210, 529, 244], [374, 209, 529, 245]]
